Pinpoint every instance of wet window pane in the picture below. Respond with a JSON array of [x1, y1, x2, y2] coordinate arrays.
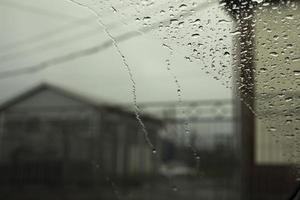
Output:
[[0, 0, 299, 200]]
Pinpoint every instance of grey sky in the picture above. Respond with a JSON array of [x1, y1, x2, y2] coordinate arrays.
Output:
[[0, 0, 233, 105]]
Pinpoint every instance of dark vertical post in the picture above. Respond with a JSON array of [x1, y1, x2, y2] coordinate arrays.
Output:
[[238, 7, 256, 200], [221, 1, 256, 199], [0, 113, 4, 161], [62, 121, 70, 186], [91, 112, 100, 186]]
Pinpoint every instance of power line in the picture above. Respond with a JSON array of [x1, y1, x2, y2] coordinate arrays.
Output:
[[0, 0, 77, 20], [0, 29, 140, 79], [0, 0, 126, 54], [0, 16, 95, 54], [0, 18, 133, 63], [0, 27, 102, 64], [0, 0, 139, 53], [0, 0, 214, 54], [0, 0, 215, 60], [0, 18, 132, 65], [0, 1, 215, 80]]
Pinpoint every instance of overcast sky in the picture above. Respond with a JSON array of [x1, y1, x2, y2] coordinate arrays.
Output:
[[0, 0, 233, 105]]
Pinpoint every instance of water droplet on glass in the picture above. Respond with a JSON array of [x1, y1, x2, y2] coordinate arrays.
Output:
[[179, 4, 187, 11], [224, 51, 230, 56], [160, 10, 165, 15], [172, 185, 178, 192], [192, 19, 201, 25], [284, 134, 295, 138], [192, 33, 200, 38], [111, 6, 117, 13], [285, 97, 293, 102], [273, 35, 279, 40], [230, 30, 241, 36], [285, 14, 294, 20], [293, 70, 300, 76], [218, 19, 231, 24], [269, 52, 279, 57], [152, 148, 157, 154], [170, 18, 179, 25], [285, 119, 292, 124], [143, 16, 151, 23], [260, 68, 267, 72], [178, 21, 184, 28]]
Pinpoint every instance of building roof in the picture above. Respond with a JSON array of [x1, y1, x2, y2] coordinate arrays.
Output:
[[0, 82, 162, 123]]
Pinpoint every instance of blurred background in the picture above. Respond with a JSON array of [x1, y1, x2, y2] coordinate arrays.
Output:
[[0, 0, 299, 199]]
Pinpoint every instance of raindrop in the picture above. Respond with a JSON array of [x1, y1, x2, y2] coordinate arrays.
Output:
[[252, 0, 264, 3], [185, 56, 192, 62], [284, 134, 295, 138], [192, 33, 200, 38], [192, 19, 201, 24], [293, 70, 300, 76], [179, 4, 187, 11], [160, 10, 165, 15], [285, 119, 292, 124], [172, 185, 178, 192], [170, 18, 179, 25], [285, 14, 294, 20], [269, 51, 279, 57], [111, 6, 117, 13], [230, 30, 241, 36], [273, 35, 279, 40], [152, 148, 157, 154], [224, 51, 230, 56], [218, 19, 231, 24], [177, 22, 184, 28], [285, 97, 293, 102], [266, 28, 272, 33], [143, 16, 151, 23], [292, 57, 300, 62], [259, 68, 267, 72]]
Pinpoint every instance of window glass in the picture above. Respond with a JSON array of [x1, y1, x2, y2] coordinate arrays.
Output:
[[0, 0, 298, 199]]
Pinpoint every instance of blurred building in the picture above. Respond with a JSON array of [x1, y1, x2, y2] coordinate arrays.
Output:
[[253, 2, 299, 199], [0, 83, 162, 187], [223, 0, 299, 199]]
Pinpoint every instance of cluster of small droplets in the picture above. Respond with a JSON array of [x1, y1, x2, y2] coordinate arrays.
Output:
[[70, 0, 300, 186]]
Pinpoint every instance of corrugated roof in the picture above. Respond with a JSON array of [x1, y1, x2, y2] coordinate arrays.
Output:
[[0, 82, 162, 123]]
